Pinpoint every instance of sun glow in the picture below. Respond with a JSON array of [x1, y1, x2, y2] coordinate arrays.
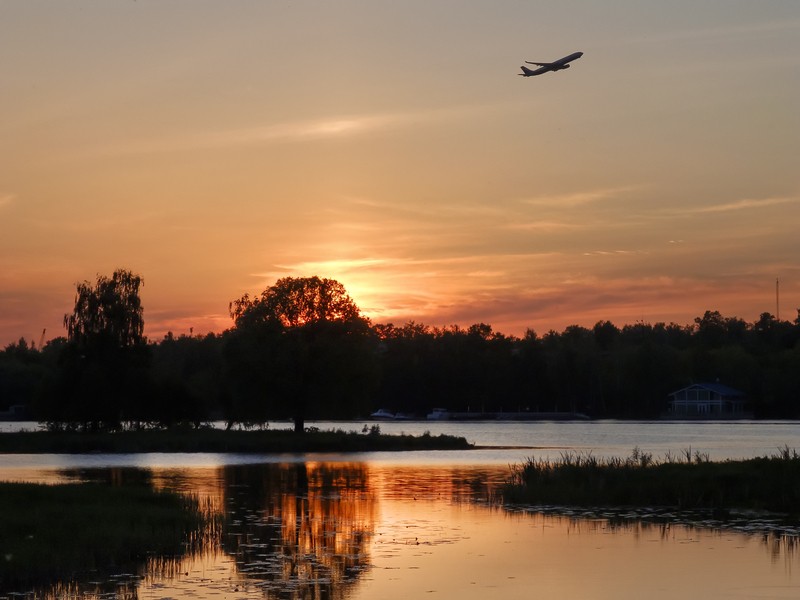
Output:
[[1, 2, 799, 345]]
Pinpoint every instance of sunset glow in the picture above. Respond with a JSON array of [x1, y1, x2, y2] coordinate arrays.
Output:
[[2, 1, 799, 345]]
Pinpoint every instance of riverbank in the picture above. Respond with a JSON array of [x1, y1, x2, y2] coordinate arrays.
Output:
[[503, 448, 800, 515], [0, 427, 472, 454]]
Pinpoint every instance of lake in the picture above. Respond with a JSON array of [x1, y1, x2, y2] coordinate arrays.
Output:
[[3, 420, 800, 599]]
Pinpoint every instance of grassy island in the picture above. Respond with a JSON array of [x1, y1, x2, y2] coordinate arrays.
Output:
[[0, 482, 208, 589], [502, 448, 800, 516], [0, 427, 472, 454]]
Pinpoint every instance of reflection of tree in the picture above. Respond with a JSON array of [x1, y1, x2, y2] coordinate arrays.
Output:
[[221, 463, 375, 599]]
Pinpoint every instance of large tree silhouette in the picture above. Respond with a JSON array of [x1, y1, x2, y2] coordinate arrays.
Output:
[[64, 269, 145, 352], [227, 277, 377, 432], [49, 269, 150, 430]]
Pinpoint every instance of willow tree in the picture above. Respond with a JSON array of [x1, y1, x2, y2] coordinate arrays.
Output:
[[65, 269, 145, 353], [227, 276, 377, 432], [50, 269, 149, 430]]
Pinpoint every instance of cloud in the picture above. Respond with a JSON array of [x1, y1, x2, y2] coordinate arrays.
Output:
[[0, 193, 15, 208], [88, 104, 497, 158], [582, 249, 647, 257], [505, 220, 581, 232], [90, 115, 389, 157], [519, 186, 642, 208], [199, 115, 393, 147], [688, 196, 798, 214]]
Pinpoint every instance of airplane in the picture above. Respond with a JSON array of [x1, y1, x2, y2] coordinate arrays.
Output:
[[519, 51, 583, 77]]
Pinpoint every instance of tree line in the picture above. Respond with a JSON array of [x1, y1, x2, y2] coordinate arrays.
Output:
[[2, 269, 800, 430]]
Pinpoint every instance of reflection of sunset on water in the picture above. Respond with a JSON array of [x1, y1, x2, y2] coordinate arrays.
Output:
[[3, 459, 800, 599], [220, 462, 375, 599], [357, 506, 800, 600], [369, 464, 506, 502]]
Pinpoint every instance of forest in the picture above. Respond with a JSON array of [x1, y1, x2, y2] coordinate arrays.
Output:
[[2, 270, 800, 430]]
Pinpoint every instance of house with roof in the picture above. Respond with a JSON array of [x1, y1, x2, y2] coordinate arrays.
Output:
[[666, 382, 750, 418]]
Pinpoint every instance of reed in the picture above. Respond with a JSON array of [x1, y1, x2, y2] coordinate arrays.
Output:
[[0, 427, 472, 454], [0, 482, 209, 589], [503, 447, 800, 515]]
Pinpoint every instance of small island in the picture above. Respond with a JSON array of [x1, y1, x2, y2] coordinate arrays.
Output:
[[503, 447, 800, 517], [0, 426, 472, 454]]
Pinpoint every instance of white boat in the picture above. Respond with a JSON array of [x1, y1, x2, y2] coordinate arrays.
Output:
[[370, 409, 396, 420], [426, 408, 450, 420]]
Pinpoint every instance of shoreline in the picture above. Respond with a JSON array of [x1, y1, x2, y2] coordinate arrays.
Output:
[[0, 428, 473, 454]]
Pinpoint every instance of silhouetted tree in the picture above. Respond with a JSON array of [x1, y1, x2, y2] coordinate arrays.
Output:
[[372, 321, 437, 416], [694, 310, 727, 348], [227, 277, 378, 432], [229, 276, 362, 329], [45, 269, 150, 430], [64, 269, 145, 352], [150, 332, 224, 426], [0, 339, 46, 414], [14, 270, 800, 426]]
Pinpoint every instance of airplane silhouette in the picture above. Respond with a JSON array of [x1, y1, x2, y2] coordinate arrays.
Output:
[[519, 51, 583, 77]]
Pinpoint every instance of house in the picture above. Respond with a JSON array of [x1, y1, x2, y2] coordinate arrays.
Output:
[[667, 383, 750, 418]]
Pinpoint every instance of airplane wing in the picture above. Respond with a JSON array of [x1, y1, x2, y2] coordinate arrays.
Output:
[[525, 62, 553, 67]]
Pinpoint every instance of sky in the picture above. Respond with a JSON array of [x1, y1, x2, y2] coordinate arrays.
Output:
[[2, 0, 799, 346]]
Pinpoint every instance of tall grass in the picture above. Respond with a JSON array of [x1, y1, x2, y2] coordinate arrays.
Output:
[[0, 482, 211, 589], [503, 447, 800, 515]]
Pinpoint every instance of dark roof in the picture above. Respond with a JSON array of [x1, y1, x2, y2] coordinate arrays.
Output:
[[669, 382, 745, 398]]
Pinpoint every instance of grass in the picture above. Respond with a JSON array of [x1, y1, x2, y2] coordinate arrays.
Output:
[[502, 446, 800, 516], [0, 427, 472, 454], [0, 482, 211, 590]]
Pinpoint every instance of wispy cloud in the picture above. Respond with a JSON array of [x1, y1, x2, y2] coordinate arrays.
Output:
[[505, 220, 581, 232], [520, 186, 642, 208], [198, 115, 393, 146], [90, 104, 497, 158], [582, 249, 647, 257], [91, 115, 391, 157], [688, 196, 798, 214]]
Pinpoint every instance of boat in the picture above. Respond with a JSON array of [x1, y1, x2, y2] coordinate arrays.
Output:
[[369, 409, 396, 420], [426, 408, 450, 420]]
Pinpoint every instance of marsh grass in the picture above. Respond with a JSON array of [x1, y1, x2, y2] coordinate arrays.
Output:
[[504, 446, 800, 515], [0, 427, 471, 454], [0, 482, 210, 589]]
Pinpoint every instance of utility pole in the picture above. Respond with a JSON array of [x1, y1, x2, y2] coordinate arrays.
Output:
[[776, 278, 780, 321]]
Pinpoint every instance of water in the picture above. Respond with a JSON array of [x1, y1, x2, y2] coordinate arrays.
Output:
[[2, 421, 800, 599], [346, 419, 800, 460], [6, 419, 800, 460]]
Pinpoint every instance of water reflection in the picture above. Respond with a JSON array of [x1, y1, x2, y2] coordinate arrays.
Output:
[[3, 461, 800, 599], [220, 463, 375, 599], [14, 463, 377, 600]]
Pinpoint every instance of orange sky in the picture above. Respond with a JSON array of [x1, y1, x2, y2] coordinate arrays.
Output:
[[2, 1, 799, 346]]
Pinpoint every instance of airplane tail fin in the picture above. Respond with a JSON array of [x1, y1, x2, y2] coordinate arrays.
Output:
[[519, 66, 535, 76]]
